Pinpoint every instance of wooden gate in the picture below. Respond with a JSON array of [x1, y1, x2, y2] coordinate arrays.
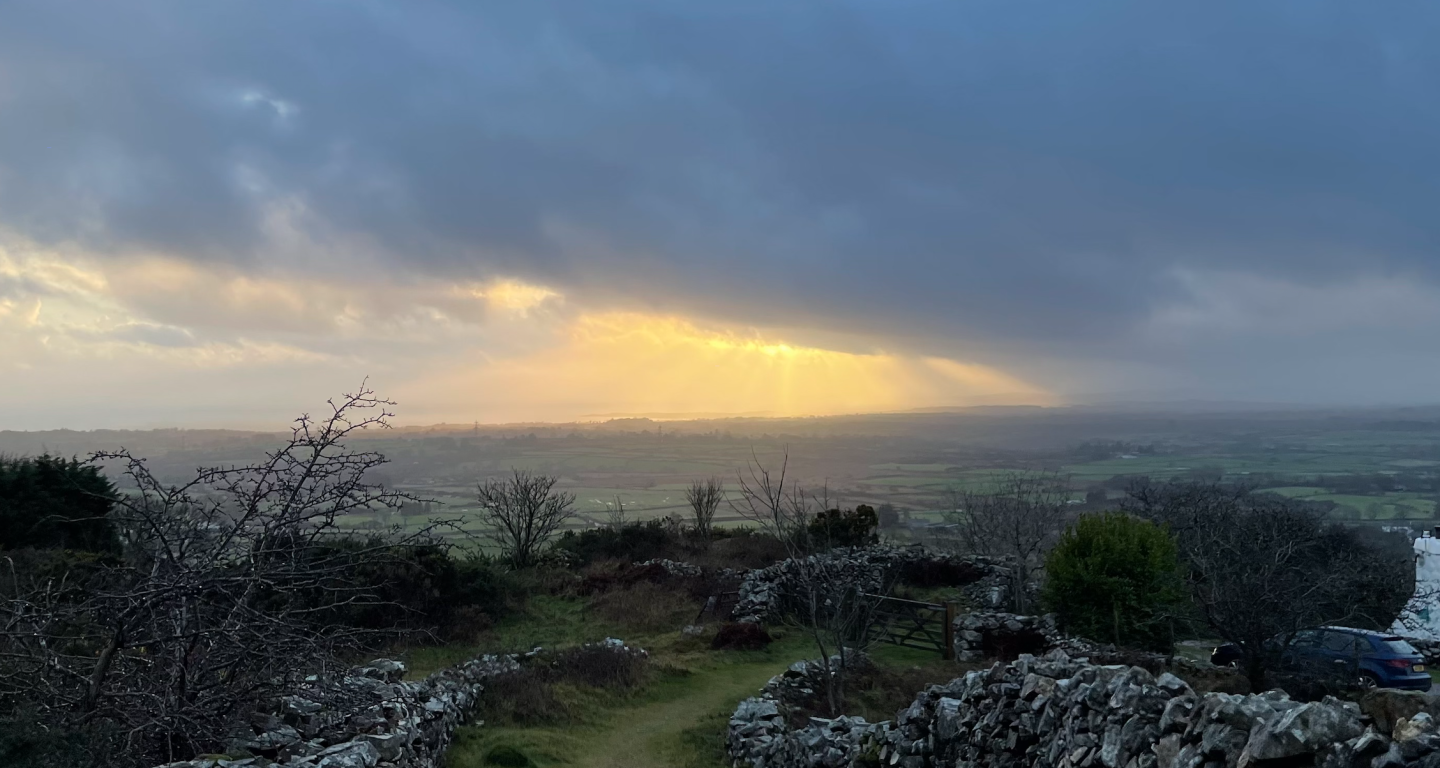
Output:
[[861, 595, 957, 659], [695, 590, 740, 623]]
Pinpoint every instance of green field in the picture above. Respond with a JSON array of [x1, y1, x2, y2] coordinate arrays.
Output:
[[19, 406, 1440, 532]]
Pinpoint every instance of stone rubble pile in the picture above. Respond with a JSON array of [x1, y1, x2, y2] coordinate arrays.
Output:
[[952, 612, 1217, 680], [152, 639, 644, 768], [729, 650, 1440, 768], [953, 613, 1062, 662], [635, 558, 743, 582], [732, 546, 1016, 625]]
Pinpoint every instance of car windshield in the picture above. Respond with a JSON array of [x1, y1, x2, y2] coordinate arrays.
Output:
[[1381, 637, 1419, 656]]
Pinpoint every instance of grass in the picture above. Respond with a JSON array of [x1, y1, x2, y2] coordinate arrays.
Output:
[[403, 594, 625, 676], [443, 630, 816, 768], [425, 586, 974, 768], [445, 633, 972, 768]]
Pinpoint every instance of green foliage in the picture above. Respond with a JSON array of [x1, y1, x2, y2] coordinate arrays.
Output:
[[807, 505, 879, 549], [299, 540, 516, 639], [1043, 512, 1185, 652], [0, 454, 120, 554]]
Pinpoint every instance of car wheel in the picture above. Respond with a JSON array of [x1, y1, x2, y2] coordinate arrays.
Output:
[[1358, 673, 1380, 690], [1227, 660, 1241, 669]]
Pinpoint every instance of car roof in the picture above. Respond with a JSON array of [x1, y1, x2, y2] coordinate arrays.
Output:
[[1319, 626, 1405, 640]]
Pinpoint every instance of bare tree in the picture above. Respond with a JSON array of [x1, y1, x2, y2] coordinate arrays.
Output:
[[604, 494, 628, 529], [476, 469, 576, 569], [940, 471, 1070, 613], [0, 384, 438, 766], [731, 448, 814, 546], [785, 555, 892, 716], [1127, 482, 1412, 691], [685, 476, 725, 541], [733, 450, 883, 714]]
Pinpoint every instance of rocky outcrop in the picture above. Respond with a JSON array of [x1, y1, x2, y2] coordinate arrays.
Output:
[[732, 546, 1015, 625], [729, 650, 1437, 768]]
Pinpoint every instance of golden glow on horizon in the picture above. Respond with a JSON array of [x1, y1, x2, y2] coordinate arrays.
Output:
[[1, 243, 1057, 424], [412, 311, 1058, 421]]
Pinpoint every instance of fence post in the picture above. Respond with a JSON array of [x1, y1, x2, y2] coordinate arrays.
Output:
[[943, 602, 957, 660]]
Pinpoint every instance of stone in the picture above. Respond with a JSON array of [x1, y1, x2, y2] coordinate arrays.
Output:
[[1161, 695, 1198, 735], [1400, 733, 1440, 762], [356, 732, 410, 762], [1360, 689, 1440, 736], [314, 741, 380, 768], [1019, 673, 1053, 700], [1157, 673, 1192, 697], [1372, 743, 1405, 768], [1100, 724, 1123, 768], [934, 698, 963, 742], [1238, 701, 1364, 768], [358, 659, 406, 683], [1396, 712, 1437, 743], [1155, 735, 1183, 768]]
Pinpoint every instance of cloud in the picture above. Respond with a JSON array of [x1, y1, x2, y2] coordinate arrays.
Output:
[[2, 0, 1440, 417], [0, 239, 1051, 427], [400, 311, 1056, 424]]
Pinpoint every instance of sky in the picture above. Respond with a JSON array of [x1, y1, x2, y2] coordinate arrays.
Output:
[[3, 1, 1440, 429]]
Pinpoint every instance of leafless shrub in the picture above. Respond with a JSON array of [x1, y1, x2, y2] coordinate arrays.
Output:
[[686, 476, 725, 541], [0, 384, 444, 766], [731, 448, 816, 546], [734, 449, 890, 715], [940, 471, 1071, 613], [1125, 482, 1412, 692], [476, 469, 576, 569]]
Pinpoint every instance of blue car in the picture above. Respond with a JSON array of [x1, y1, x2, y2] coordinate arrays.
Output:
[[1210, 627, 1430, 690]]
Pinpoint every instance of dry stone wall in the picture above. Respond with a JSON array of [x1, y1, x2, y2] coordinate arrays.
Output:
[[152, 639, 641, 768], [732, 546, 1016, 625], [729, 650, 1440, 768]]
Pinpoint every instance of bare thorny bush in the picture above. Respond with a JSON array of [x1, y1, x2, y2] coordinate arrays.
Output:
[[685, 476, 725, 543], [939, 471, 1071, 614], [732, 448, 888, 715], [1125, 481, 1413, 692], [0, 385, 451, 766]]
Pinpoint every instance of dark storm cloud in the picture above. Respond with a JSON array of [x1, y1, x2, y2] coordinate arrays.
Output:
[[4, 0, 1440, 386]]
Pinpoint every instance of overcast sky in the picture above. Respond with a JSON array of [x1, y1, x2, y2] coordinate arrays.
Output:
[[3, 0, 1440, 428]]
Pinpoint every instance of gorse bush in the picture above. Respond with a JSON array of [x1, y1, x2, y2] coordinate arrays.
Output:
[[552, 520, 680, 566], [806, 505, 880, 549], [1042, 512, 1185, 652], [553, 519, 791, 571], [280, 539, 516, 641]]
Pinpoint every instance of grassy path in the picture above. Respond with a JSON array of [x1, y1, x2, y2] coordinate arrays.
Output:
[[444, 636, 809, 768], [574, 653, 791, 768]]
